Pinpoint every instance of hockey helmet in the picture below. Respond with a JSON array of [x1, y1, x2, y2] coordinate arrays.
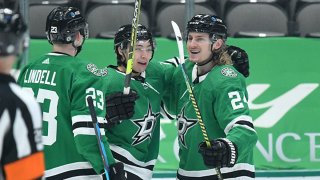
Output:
[[0, 8, 28, 56], [187, 14, 227, 41], [45, 6, 88, 44], [114, 24, 155, 64], [114, 24, 155, 50]]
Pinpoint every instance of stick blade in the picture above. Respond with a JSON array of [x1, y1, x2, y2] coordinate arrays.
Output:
[[171, 21, 185, 64], [171, 21, 182, 40]]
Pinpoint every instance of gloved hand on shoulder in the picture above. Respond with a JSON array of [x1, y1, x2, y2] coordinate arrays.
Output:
[[105, 90, 138, 128], [227, 45, 250, 78], [198, 138, 238, 168]]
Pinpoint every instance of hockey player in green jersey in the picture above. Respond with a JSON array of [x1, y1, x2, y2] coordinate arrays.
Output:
[[102, 24, 175, 180], [17, 7, 130, 179], [168, 14, 258, 179]]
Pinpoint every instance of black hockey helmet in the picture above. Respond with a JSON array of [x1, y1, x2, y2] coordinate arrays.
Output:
[[114, 24, 155, 65], [45, 6, 88, 44], [0, 8, 28, 56], [187, 14, 227, 42]]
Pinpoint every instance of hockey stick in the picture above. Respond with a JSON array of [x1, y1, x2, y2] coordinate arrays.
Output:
[[87, 96, 110, 180], [123, 0, 142, 95], [171, 21, 223, 180]]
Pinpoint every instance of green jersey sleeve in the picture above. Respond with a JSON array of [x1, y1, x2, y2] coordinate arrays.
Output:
[[159, 58, 181, 116], [70, 63, 115, 174], [213, 66, 258, 163]]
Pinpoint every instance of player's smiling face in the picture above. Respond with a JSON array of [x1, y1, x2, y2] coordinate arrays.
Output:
[[132, 40, 153, 73], [187, 32, 213, 64]]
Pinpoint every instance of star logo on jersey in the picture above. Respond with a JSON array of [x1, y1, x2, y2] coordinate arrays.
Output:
[[177, 105, 198, 148], [132, 102, 160, 146]]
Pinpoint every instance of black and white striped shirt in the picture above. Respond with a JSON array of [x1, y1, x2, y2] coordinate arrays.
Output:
[[0, 73, 44, 180]]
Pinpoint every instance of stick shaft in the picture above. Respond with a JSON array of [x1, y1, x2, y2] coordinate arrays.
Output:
[[123, 0, 142, 94], [171, 21, 223, 180], [87, 96, 110, 180]]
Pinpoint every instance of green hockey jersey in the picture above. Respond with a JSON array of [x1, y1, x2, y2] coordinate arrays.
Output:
[[104, 61, 174, 179], [18, 52, 115, 179], [166, 58, 258, 179]]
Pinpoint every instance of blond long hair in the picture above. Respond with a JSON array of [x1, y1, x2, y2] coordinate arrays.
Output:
[[214, 43, 233, 65]]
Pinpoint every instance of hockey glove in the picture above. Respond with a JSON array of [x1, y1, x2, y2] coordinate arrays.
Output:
[[198, 138, 238, 168], [227, 45, 250, 78], [109, 162, 127, 180], [105, 90, 138, 128]]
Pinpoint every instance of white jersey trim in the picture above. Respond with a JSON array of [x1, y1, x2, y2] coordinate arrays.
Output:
[[223, 177, 254, 180], [110, 144, 157, 167], [47, 52, 68, 56], [224, 115, 255, 134], [178, 163, 255, 177], [144, 82, 160, 94], [73, 128, 97, 136], [192, 64, 209, 83], [161, 57, 180, 67], [123, 163, 153, 180], [45, 162, 101, 179], [64, 175, 102, 180], [72, 115, 105, 136], [111, 145, 156, 179], [233, 124, 256, 134]]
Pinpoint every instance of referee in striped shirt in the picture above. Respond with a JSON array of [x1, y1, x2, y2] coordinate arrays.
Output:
[[0, 8, 44, 179]]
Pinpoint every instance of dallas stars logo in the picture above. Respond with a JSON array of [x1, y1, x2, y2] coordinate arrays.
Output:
[[221, 67, 237, 77], [177, 106, 198, 148], [132, 102, 160, 146]]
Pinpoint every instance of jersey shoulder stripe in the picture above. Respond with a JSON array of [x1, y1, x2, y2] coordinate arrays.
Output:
[[45, 162, 101, 179]]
